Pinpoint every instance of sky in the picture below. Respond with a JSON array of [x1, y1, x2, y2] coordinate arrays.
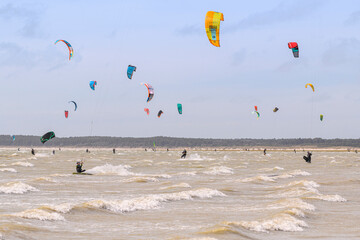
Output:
[[0, 0, 360, 139]]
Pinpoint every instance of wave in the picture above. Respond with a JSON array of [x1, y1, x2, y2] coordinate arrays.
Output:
[[11, 209, 64, 221], [0, 182, 39, 194], [32, 177, 56, 183], [11, 161, 34, 167], [175, 171, 197, 176], [82, 188, 225, 213], [305, 194, 347, 202], [87, 164, 135, 176], [204, 166, 233, 175], [268, 198, 316, 212], [224, 213, 308, 232], [178, 153, 211, 161], [35, 188, 224, 217], [160, 183, 191, 190], [238, 170, 311, 183], [0, 168, 17, 173], [259, 166, 284, 172], [198, 226, 238, 235], [121, 176, 159, 183]]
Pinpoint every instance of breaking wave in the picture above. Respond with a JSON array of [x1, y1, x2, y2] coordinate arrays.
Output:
[[11, 209, 64, 221], [0, 168, 17, 173], [0, 182, 39, 194], [204, 166, 233, 175], [87, 164, 136, 176]]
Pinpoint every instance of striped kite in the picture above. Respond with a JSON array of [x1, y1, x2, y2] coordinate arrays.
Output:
[[55, 40, 73, 60], [205, 11, 224, 47]]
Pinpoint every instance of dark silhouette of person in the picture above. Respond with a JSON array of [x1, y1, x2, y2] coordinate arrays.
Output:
[[181, 149, 187, 159], [31, 149, 35, 155], [113, 148, 116, 154], [263, 149, 267, 155], [76, 161, 86, 173], [303, 151, 312, 163]]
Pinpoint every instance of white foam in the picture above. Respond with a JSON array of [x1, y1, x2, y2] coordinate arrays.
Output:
[[268, 198, 316, 211], [0, 182, 39, 194], [307, 194, 347, 202], [41, 203, 75, 213], [176, 171, 197, 176], [11, 161, 34, 167], [204, 166, 233, 175], [239, 175, 276, 183], [225, 213, 308, 232], [122, 177, 159, 183], [0, 168, 17, 173], [12, 209, 64, 221], [260, 166, 284, 172], [179, 153, 205, 161], [87, 164, 135, 176], [84, 188, 225, 213]]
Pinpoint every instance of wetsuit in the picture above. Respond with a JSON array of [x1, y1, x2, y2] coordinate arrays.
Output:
[[31, 149, 35, 155], [76, 163, 86, 173], [263, 149, 267, 155], [113, 149, 115, 154], [181, 150, 187, 159], [303, 152, 312, 163]]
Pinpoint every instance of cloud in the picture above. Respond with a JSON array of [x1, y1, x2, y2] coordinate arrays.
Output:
[[344, 10, 360, 25], [322, 38, 360, 66], [232, 49, 247, 66], [177, 24, 202, 36], [227, 0, 324, 32], [0, 3, 42, 37]]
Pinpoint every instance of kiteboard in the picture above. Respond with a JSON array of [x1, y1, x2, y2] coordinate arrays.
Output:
[[72, 172, 93, 175]]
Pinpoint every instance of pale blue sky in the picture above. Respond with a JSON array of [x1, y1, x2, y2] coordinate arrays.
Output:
[[0, 0, 359, 138]]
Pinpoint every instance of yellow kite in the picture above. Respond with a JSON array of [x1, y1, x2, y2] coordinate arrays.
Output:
[[305, 83, 315, 92], [205, 11, 224, 47]]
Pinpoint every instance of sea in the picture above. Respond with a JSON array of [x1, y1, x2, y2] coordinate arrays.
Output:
[[0, 148, 359, 240]]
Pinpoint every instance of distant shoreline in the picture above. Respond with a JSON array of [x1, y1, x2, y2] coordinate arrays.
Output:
[[2, 146, 358, 152]]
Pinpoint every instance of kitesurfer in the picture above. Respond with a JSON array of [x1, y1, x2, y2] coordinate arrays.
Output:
[[18, 148, 20, 151], [113, 148, 115, 154], [181, 149, 187, 159], [86, 149, 89, 153], [145, 148, 147, 151], [294, 149, 296, 153], [355, 150, 358, 154], [263, 149, 267, 155], [31, 148, 35, 155], [303, 151, 312, 163], [76, 161, 86, 173], [53, 150, 55, 155]]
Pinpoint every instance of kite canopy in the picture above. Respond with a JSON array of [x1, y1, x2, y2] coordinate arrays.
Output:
[[89, 81, 97, 90], [40, 131, 56, 144], [157, 110, 163, 118], [273, 107, 279, 112], [144, 108, 150, 115], [127, 65, 137, 79], [55, 39, 73, 60], [252, 111, 260, 120], [65, 110, 69, 118], [305, 83, 315, 92], [69, 101, 77, 111], [205, 11, 224, 47], [11, 135, 15, 142], [320, 114, 324, 121], [177, 103, 182, 114], [142, 83, 154, 102], [254, 106, 258, 111], [288, 42, 299, 58]]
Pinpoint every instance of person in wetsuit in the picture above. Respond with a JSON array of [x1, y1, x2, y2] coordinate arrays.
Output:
[[113, 148, 116, 154], [31, 148, 35, 155], [263, 148, 267, 155], [53, 150, 55, 155], [294, 149, 296, 153], [76, 161, 86, 173], [303, 151, 312, 163], [181, 149, 187, 159]]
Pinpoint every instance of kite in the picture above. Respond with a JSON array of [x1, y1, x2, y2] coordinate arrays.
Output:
[[254, 106, 258, 111], [177, 103, 182, 114], [90, 81, 97, 90], [55, 39, 73, 60], [320, 114, 324, 121], [127, 65, 137, 79], [252, 111, 260, 120], [144, 108, 150, 115], [69, 101, 77, 111], [305, 83, 314, 92], [205, 11, 224, 47], [11, 135, 15, 142], [65, 110, 69, 118], [288, 42, 299, 58], [142, 83, 154, 102], [273, 107, 279, 112], [40, 131, 56, 144], [158, 110, 163, 118]]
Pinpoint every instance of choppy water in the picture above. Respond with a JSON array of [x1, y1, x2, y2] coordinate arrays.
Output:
[[0, 148, 359, 240]]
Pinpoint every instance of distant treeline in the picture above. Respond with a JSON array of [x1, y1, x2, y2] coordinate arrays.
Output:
[[1, 135, 360, 148]]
